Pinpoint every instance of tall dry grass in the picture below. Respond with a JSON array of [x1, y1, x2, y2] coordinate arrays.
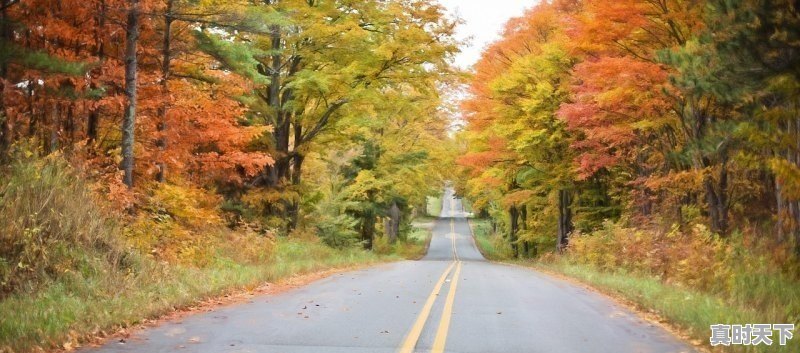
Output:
[[0, 145, 134, 296]]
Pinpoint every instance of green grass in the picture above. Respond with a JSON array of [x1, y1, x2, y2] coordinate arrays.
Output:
[[426, 196, 442, 217], [461, 198, 474, 215], [373, 221, 433, 260], [407, 226, 431, 243], [532, 259, 799, 353], [0, 238, 386, 352], [469, 218, 513, 260]]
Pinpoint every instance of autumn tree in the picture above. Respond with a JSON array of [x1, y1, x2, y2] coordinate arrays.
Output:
[[459, 1, 598, 254], [198, 0, 457, 232], [697, 0, 800, 250], [339, 88, 452, 248]]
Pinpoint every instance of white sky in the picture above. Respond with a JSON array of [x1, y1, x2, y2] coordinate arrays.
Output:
[[438, 0, 539, 70]]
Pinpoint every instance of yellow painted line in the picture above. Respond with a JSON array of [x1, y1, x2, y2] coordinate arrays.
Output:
[[431, 261, 463, 353], [398, 261, 456, 353]]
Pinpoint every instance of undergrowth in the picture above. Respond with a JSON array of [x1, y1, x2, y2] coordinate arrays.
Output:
[[0, 148, 391, 353], [0, 147, 133, 296], [0, 238, 382, 353]]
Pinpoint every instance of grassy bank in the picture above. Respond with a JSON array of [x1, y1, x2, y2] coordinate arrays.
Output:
[[372, 218, 434, 260], [0, 238, 386, 352], [0, 151, 396, 353], [467, 219, 799, 353], [426, 196, 442, 217], [406, 217, 435, 259], [469, 218, 512, 260], [535, 260, 800, 353]]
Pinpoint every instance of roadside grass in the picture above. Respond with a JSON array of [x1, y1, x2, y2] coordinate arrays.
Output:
[[534, 259, 799, 353], [373, 221, 433, 260], [468, 218, 513, 260], [0, 151, 438, 353], [426, 196, 442, 217], [461, 198, 474, 214], [404, 220, 434, 259], [466, 220, 798, 353], [0, 238, 385, 353]]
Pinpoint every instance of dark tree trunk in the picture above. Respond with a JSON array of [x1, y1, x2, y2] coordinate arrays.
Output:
[[27, 77, 36, 137], [386, 201, 401, 244], [87, 0, 106, 143], [65, 102, 75, 142], [121, 0, 140, 188], [87, 110, 99, 142], [704, 160, 729, 236], [0, 0, 10, 156], [361, 209, 375, 250], [520, 206, 529, 257], [155, 0, 174, 182], [777, 114, 800, 254], [509, 205, 519, 258], [557, 189, 573, 252], [266, 23, 286, 186], [47, 100, 58, 152], [287, 123, 303, 230]]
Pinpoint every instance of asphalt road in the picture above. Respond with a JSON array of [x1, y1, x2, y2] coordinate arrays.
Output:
[[85, 189, 695, 353]]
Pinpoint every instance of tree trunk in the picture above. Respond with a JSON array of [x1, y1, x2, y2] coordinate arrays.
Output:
[[557, 189, 573, 252], [386, 201, 401, 244], [47, 100, 58, 152], [509, 205, 519, 258], [121, 0, 140, 188], [784, 112, 800, 254], [794, 113, 800, 254], [87, 109, 99, 142], [0, 0, 10, 156], [266, 23, 286, 186], [777, 171, 785, 242], [520, 206, 528, 257], [704, 161, 729, 236], [288, 148, 303, 230], [87, 0, 106, 143], [155, 0, 174, 182], [361, 210, 375, 250], [27, 77, 36, 137]]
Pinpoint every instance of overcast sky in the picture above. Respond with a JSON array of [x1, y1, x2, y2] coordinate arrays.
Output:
[[437, 0, 539, 69]]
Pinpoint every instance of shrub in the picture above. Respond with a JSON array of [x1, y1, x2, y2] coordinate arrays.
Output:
[[372, 235, 393, 255], [565, 220, 800, 326], [0, 145, 133, 296], [126, 182, 276, 267]]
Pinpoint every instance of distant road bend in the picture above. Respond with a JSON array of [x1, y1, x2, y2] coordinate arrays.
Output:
[[86, 188, 695, 353]]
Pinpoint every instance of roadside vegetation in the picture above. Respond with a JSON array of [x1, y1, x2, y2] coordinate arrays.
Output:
[[469, 220, 800, 353], [0, 0, 455, 351], [1, 237, 383, 353], [468, 219, 512, 261], [0, 150, 404, 352], [458, 1, 800, 352], [426, 196, 443, 218]]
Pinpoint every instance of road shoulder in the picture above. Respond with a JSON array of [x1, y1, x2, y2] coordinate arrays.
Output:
[[464, 219, 710, 353]]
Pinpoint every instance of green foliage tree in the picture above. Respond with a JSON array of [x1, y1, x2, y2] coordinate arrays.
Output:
[[196, 0, 457, 233]]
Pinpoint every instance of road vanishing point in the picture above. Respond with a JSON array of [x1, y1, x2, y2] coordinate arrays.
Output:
[[85, 189, 695, 353]]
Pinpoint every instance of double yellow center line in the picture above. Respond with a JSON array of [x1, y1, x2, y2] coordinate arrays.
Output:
[[398, 197, 462, 353]]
